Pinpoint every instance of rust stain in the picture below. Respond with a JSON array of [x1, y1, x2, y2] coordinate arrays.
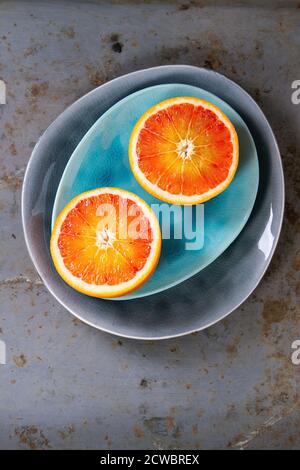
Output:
[[131, 39, 139, 48], [226, 343, 238, 359], [178, 3, 190, 10], [110, 33, 119, 42], [227, 433, 245, 448], [24, 46, 37, 57], [254, 40, 264, 59], [9, 143, 17, 156], [15, 426, 51, 450], [285, 202, 299, 228], [85, 65, 105, 87], [207, 32, 223, 50], [261, 298, 298, 342], [13, 354, 27, 368], [253, 88, 262, 103], [101, 32, 124, 53], [133, 425, 145, 438], [169, 406, 177, 416], [61, 26, 75, 39], [102, 32, 119, 44], [0, 167, 23, 192], [283, 145, 300, 200], [140, 378, 150, 389], [192, 424, 198, 436], [167, 417, 181, 438], [144, 417, 181, 438], [111, 339, 123, 349], [4, 122, 15, 136], [104, 435, 112, 447], [225, 404, 237, 419], [262, 299, 287, 325], [292, 252, 300, 271], [23, 44, 44, 57], [204, 53, 222, 70], [30, 82, 49, 98], [58, 424, 76, 440], [160, 45, 189, 62]]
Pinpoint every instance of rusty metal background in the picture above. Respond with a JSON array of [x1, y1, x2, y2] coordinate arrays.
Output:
[[0, 0, 299, 450]]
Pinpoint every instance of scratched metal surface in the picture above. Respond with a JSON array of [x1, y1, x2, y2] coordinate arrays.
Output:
[[0, 0, 299, 450]]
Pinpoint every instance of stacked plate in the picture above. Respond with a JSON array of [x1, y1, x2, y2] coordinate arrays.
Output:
[[22, 65, 284, 339]]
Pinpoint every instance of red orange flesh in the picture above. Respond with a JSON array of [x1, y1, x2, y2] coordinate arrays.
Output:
[[50, 188, 161, 298], [129, 97, 239, 204]]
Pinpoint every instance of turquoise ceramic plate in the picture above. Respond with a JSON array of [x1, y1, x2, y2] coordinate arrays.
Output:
[[52, 83, 259, 300]]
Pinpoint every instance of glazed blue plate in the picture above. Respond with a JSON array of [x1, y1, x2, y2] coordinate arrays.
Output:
[[52, 83, 259, 300]]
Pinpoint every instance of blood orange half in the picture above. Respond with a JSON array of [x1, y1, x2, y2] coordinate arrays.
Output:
[[129, 97, 239, 205], [50, 188, 161, 298]]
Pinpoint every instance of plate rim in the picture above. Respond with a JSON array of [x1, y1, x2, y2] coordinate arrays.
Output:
[[22, 64, 285, 340]]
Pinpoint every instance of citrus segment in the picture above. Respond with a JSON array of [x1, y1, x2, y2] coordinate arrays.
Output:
[[50, 188, 161, 298], [129, 97, 239, 204]]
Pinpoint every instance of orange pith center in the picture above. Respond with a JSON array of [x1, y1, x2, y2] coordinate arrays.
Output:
[[136, 103, 234, 196], [57, 194, 153, 286]]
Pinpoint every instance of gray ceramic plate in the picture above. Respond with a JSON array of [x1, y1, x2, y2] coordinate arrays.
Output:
[[22, 65, 284, 340]]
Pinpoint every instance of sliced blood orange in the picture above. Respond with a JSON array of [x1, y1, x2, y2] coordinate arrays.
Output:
[[129, 97, 239, 204], [50, 188, 161, 298]]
